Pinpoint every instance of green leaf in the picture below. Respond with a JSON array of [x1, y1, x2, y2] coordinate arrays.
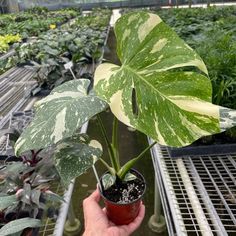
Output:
[[45, 191, 64, 203], [15, 79, 107, 155], [9, 231, 22, 236], [5, 162, 27, 174], [30, 189, 41, 207], [102, 173, 115, 190], [0, 218, 41, 235], [54, 137, 103, 186], [124, 172, 137, 182], [43, 46, 60, 56], [94, 11, 236, 147], [0, 195, 18, 211]]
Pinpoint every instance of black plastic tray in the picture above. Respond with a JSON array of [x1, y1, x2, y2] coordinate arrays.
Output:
[[0, 110, 34, 157], [167, 143, 236, 158]]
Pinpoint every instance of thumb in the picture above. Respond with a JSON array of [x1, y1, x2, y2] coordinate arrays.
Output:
[[87, 188, 101, 202], [83, 189, 104, 226]]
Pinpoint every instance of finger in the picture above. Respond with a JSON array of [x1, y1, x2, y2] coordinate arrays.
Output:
[[83, 189, 104, 226], [132, 204, 145, 226], [121, 204, 145, 234], [83, 189, 101, 214], [88, 188, 101, 202]]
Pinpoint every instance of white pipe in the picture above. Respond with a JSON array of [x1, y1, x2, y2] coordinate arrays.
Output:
[[23, 97, 38, 111], [176, 159, 213, 236], [53, 179, 75, 236]]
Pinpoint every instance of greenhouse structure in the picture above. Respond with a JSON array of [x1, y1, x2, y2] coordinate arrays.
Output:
[[0, 0, 236, 235]]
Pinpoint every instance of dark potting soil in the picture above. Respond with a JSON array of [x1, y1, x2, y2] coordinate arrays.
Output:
[[102, 171, 145, 204]]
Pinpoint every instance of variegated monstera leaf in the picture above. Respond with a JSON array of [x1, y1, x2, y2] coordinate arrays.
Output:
[[94, 11, 236, 147], [15, 79, 107, 155], [53, 134, 103, 186]]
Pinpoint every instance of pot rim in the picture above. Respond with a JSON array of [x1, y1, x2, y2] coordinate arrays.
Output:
[[99, 168, 146, 206]]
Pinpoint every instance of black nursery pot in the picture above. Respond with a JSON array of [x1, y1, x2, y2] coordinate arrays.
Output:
[[99, 169, 146, 225]]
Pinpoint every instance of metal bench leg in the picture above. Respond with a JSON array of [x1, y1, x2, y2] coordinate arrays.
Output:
[[64, 202, 81, 236], [148, 179, 166, 233]]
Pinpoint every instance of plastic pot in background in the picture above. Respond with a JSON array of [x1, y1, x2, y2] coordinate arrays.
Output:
[[99, 169, 146, 225]]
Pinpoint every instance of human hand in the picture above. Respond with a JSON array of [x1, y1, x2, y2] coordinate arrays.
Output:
[[83, 188, 145, 236]]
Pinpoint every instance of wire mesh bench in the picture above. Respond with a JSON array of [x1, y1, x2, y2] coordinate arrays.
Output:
[[149, 139, 236, 236]]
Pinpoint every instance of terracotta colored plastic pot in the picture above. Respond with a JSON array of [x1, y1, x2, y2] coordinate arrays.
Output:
[[99, 169, 146, 225]]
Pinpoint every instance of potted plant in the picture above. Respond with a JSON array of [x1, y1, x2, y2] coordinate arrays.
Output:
[[14, 11, 236, 225], [0, 149, 62, 235]]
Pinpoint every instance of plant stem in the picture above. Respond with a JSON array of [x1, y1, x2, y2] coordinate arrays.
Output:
[[112, 116, 120, 169], [118, 141, 157, 180], [97, 114, 119, 172], [99, 158, 115, 175]]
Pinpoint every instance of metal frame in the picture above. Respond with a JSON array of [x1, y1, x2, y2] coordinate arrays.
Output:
[[0, 67, 37, 129], [150, 139, 177, 235], [150, 139, 236, 236]]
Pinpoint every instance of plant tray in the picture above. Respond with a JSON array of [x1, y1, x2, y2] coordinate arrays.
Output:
[[0, 110, 34, 157], [167, 143, 236, 158]]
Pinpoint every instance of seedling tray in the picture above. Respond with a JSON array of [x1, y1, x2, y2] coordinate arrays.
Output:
[[0, 109, 34, 157]]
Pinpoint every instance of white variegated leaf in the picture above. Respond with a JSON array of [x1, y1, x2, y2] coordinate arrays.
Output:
[[0, 195, 18, 210], [54, 137, 103, 186], [94, 12, 236, 147], [0, 218, 41, 235], [124, 172, 137, 182], [102, 173, 116, 190], [15, 79, 107, 155]]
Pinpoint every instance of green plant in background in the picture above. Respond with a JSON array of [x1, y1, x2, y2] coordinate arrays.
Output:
[[0, 149, 62, 235], [0, 57, 16, 76], [10, 9, 111, 89], [0, 8, 82, 76], [76, 8, 111, 29], [197, 29, 236, 108], [26, 6, 49, 14], [14, 11, 236, 190], [0, 8, 80, 38], [0, 34, 21, 53]]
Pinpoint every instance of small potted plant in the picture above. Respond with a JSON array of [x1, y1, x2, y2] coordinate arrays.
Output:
[[14, 11, 236, 225]]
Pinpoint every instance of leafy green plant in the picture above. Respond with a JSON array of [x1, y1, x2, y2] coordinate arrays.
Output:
[[26, 6, 49, 15], [76, 8, 111, 29], [0, 34, 21, 53], [0, 8, 80, 38], [0, 149, 62, 235], [0, 57, 15, 76], [196, 29, 236, 109], [14, 12, 236, 191], [0, 8, 82, 76], [10, 9, 111, 88]]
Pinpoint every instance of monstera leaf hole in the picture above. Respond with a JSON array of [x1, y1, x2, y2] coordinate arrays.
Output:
[[132, 88, 139, 118]]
